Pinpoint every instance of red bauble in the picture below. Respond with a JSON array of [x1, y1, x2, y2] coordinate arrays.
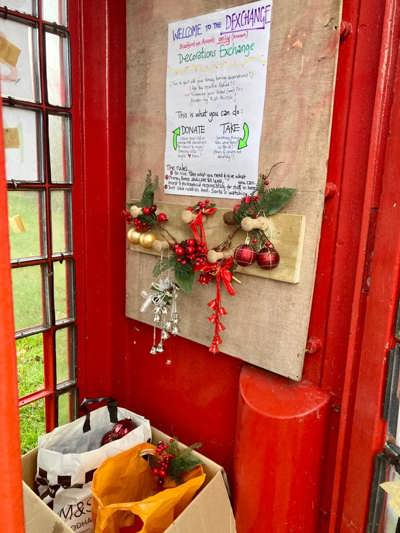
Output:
[[157, 212, 168, 223], [101, 418, 136, 445], [257, 246, 280, 269], [234, 244, 256, 266]]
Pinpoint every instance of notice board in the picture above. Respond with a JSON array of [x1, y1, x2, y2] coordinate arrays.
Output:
[[126, 0, 342, 380]]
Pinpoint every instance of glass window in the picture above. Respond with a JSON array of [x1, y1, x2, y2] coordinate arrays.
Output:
[[53, 260, 74, 322], [12, 265, 47, 331], [45, 30, 71, 107], [19, 399, 46, 453], [0, 18, 40, 102], [4, 0, 76, 453], [3, 106, 43, 182], [58, 390, 75, 426], [42, 0, 67, 27], [51, 190, 72, 254], [55, 327, 75, 384], [49, 114, 72, 183], [16, 334, 44, 396], [8, 190, 45, 260]]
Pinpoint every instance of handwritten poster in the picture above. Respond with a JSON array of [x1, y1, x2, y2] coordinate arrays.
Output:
[[164, 1, 273, 199]]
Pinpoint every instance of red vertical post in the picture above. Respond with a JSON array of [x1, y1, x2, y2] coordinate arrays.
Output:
[[233, 366, 330, 533], [0, 105, 25, 529]]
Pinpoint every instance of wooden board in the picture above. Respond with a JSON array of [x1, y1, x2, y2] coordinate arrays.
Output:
[[127, 202, 306, 284], [126, 0, 342, 380]]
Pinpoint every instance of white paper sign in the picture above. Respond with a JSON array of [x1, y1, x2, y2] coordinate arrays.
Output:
[[164, 1, 272, 199]]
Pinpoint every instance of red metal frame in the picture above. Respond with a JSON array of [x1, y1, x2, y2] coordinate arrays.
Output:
[[336, 2, 400, 528]]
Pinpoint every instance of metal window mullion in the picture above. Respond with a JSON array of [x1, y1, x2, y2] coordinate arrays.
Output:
[[3, 98, 71, 115], [19, 389, 52, 407], [37, 10, 58, 431], [0, 6, 38, 26]]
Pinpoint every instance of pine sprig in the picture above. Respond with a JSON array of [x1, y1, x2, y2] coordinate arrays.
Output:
[[258, 187, 296, 216], [167, 442, 203, 482], [140, 170, 159, 207]]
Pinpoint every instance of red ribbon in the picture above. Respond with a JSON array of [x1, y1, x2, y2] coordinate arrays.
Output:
[[189, 211, 206, 245], [187, 206, 217, 245], [197, 258, 236, 354]]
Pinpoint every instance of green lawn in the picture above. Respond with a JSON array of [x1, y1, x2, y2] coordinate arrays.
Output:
[[8, 191, 72, 453]]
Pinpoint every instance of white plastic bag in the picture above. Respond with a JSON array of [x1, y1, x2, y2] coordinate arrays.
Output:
[[35, 398, 151, 533]]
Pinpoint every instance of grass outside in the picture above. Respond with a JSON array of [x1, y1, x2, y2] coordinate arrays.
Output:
[[9, 191, 73, 453]]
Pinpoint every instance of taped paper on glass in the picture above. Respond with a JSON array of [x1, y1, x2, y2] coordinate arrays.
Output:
[[4, 127, 20, 149]]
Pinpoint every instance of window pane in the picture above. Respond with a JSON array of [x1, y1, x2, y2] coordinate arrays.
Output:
[[54, 260, 73, 322], [3, 106, 42, 182], [42, 0, 67, 26], [58, 390, 75, 426], [8, 190, 45, 260], [12, 265, 47, 331], [19, 399, 45, 453], [0, 18, 40, 102], [51, 190, 72, 254], [49, 114, 72, 183], [2, 1, 36, 15], [55, 327, 74, 384], [16, 334, 44, 397], [45, 31, 70, 107]]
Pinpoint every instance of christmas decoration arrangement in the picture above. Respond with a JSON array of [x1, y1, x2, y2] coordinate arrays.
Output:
[[126, 165, 296, 355], [150, 438, 203, 490]]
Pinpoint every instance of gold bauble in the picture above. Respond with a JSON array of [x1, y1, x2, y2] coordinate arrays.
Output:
[[127, 228, 141, 244], [139, 232, 157, 249]]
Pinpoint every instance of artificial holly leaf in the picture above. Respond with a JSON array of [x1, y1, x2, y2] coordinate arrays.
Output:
[[153, 256, 176, 277], [175, 263, 195, 293], [262, 187, 296, 215]]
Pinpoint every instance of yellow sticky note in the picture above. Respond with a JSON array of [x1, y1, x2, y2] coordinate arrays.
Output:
[[9, 215, 26, 234], [0, 34, 21, 67], [4, 127, 20, 149]]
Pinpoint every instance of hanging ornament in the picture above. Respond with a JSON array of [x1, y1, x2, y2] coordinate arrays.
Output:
[[233, 244, 256, 267], [257, 244, 280, 269], [139, 232, 157, 249], [127, 228, 141, 244], [140, 273, 180, 355]]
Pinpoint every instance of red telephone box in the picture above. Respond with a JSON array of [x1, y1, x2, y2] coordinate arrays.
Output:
[[1, 0, 400, 531]]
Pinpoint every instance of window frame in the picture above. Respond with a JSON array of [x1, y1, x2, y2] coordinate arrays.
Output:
[[1, 0, 78, 433]]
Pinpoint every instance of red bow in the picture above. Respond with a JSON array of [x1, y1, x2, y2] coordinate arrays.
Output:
[[196, 257, 235, 296]]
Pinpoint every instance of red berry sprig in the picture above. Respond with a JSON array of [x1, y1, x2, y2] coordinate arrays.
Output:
[[128, 204, 169, 233], [172, 239, 207, 267], [152, 439, 175, 489]]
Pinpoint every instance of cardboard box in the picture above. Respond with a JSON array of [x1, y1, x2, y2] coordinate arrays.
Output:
[[22, 428, 236, 533]]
